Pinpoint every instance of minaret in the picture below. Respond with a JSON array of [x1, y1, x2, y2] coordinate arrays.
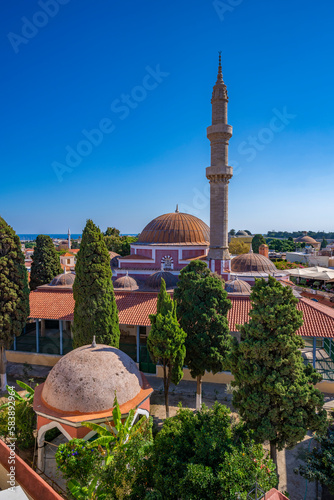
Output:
[[206, 53, 233, 275], [68, 228, 71, 249]]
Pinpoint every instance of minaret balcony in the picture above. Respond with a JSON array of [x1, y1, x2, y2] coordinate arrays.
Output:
[[207, 123, 233, 140], [206, 165, 233, 180]]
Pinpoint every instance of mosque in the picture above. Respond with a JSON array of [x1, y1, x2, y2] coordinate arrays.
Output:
[[25, 58, 334, 458], [114, 54, 286, 288]]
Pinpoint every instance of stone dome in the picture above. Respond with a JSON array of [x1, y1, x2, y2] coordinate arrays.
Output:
[[50, 272, 76, 286], [41, 344, 143, 413], [145, 270, 178, 290], [236, 230, 249, 236], [114, 273, 138, 290], [294, 235, 318, 246], [137, 209, 210, 245], [225, 278, 252, 295], [231, 251, 277, 274]]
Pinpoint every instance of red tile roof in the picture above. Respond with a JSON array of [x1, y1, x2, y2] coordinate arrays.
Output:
[[30, 289, 75, 321], [68, 249, 80, 253], [116, 291, 161, 325], [28, 291, 334, 337], [119, 254, 154, 260], [265, 489, 289, 500]]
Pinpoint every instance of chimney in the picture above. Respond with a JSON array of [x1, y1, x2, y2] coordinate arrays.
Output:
[[259, 244, 269, 258]]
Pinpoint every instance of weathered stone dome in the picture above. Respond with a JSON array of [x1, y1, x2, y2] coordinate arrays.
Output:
[[231, 251, 277, 273], [294, 235, 318, 246], [41, 344, 143, 413], [236, 230, 249, 236], [50, 272, 75, 286], [225, 278, 252, 295], [114, 274, 138, 290], [137, 210, 210, 245], [145, 270, 178, 290]]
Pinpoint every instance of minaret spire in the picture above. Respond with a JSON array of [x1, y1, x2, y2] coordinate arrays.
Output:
[[217, 51, 223, 83], [206, 54, 233, 276]]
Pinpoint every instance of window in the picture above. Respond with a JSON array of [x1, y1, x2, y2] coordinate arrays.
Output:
[[161, 255, 173, 270]]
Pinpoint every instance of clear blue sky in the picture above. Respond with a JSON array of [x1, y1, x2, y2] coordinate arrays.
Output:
[[1, 0, 334, 235]]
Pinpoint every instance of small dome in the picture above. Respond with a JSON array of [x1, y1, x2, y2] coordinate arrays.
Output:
[[41, 344, 143, 413], [50, 273, 75, 286], [236, 230, 249, 236], [231, 251, 277, 273], [225, 278, 252, 295], [137, 210, 210, 245], [114, 274, 138, 290], [145, 270, 178, 290]]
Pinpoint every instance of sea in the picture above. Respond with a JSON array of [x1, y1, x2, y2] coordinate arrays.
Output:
[[18, 234, 137, 241]]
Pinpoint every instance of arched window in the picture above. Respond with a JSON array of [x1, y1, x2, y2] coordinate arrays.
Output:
[[161, 256, 173, 270]]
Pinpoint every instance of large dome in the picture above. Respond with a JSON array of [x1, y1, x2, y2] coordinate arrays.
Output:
[[231, 251, 277, 273], [137, 210, 210, 245], [41, 344, 143, 413], [294, 235, 318, 246]]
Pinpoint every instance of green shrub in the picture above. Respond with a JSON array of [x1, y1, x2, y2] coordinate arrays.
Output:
[[0, 381, 36, 449], [55, 438, 103, 484], [132, 403, 277, 499]]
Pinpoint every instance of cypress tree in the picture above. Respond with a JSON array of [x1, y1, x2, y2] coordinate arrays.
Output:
[[72, 219, 120, 348], [174, 260, 232, 409], [147, 279, 186, 418], [0, 217, 30, 390], [30, 234, 62, 290], [230, 276, 327, 468], [252, 233, 266, 253]]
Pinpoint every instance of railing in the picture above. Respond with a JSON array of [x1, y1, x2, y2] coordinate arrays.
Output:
[[324, 338, 334, 363]]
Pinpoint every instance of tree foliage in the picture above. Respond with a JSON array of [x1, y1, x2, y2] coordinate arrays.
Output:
[[0, 217, 30, 346], [30, 234, 63, 290], [147, 279, 186, 417], [321, 238, 328, 249], [103, 227, 138, 257], [132, 403, 277, 500], [229, 239, 250, 255], [72, 219, 120, 348], [56, 396, 153, 499], [55, 438, 103, 486], [294, 427, 334, 494], [174, 261, 232, 378], [230, 276, 327, 463], [251, 234, 266, 253], [0, 381, 36, 448], [266, 230, 334, 239]]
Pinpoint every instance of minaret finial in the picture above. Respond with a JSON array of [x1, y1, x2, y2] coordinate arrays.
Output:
[[92, 335, 96, 348], [175, 204, 179, 213], [217, 51, 223, 83]]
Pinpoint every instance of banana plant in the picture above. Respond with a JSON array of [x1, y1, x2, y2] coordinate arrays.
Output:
[[67, 477, 107, 500], [0, 380, 36, 413], [81, 394, 146, 465]]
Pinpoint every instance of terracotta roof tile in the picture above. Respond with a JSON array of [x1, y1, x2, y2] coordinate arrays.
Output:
[[28, 291, 334, 337], [119, 254, 154, 261], [29, 289, 75, 321]]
